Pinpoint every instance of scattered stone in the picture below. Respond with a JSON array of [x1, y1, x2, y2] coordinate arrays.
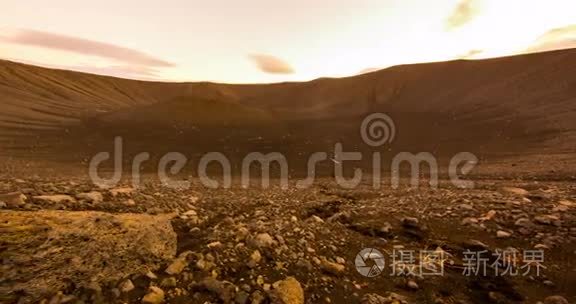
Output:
[[407, 280, 419, 290], [544, 295, 569, 304], [251, 290, 266, 304], [76, 191, 103, 203], [361, 293, 389, 304], [160, 277, 177, 288], [534, 215, 559, 225], [199, 277, 236, 303], [119, 279, 135, 293], [142, 286, 165, 304], [110, 187, 134, 197], [252, 233, 275, 248], [269, 277, 304, 304], [165, 252, 191, 275], [461, 217, 478, 225], [33, 195, 76, 204], [402, 217, 419, 228], [0, 192, 27, 207], [462, 239, 489, 250], [479, 210, 496, 221], [235, 290, 250, 304], [320, 260, 345, 275], [515, 218, 532, 227], [247, 250, 262, 268], [501, 187, 529, 196], [310, 215, 325, 223], [207, 241, 223, 249], [497, 230, 512, 238]]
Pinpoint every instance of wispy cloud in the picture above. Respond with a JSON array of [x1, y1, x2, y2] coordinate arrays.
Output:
[[249, 54, 294, 74], [458, 49, 484, 59], [445, 0, 481, 30], [526, 24, 576, 53], [1, 29, 174, 68]]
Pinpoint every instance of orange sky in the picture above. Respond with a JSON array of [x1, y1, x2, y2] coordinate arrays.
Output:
[[0, 0, 575, 83]]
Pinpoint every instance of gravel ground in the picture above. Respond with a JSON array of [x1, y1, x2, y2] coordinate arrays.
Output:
[[1, 176, 575, 304]]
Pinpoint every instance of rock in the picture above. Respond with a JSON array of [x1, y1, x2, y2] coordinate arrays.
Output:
[[501, 187, 529, 196], [207, 241, 223, 249], [269, 277, 304, 304], [497, 230, 512, 238], [462, 239, 489, 250], [361, 293, 388, 304], [160, 277, 177, 288], [320, 260, 345, 275], [0, 210, 176, 303], [110, 187, 134, 197], [515, 218, 532, 227], [407, 280, 419, 290], [142, 286, 165, 304], [461, 217, 478, 225], [457, 204, 474, 211], [200, 277, 236, 303], [552, 204, 569, 212], [0, 192, 27, 207], [310, 215, 324, 223], [544, 295, 569, 304], [534, 215, 559, 225], [76, 191, 103, 203], [402, 217, 419, 228], [247, 250, 262, 268], [250, 290, 266, 304], [235, 290, 250, 304], [361, 292, 408, 304], [34, 195, 76, 204], [253, 233, 275, 248], [165, 252, 191, 275], [119, 279, 135, 293], [479, 210, 496, 221]]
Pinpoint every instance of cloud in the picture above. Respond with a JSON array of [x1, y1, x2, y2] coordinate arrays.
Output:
[[527, 25, 576, 53], [445, 0, 481, 30], [1, 29, 174, 68], [358, 67, 382, 74], [249, 54, 294, 74], [457, 49, 484, 59]]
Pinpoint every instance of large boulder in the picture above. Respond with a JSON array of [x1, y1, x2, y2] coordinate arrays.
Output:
[[0, 210, 177, 303]]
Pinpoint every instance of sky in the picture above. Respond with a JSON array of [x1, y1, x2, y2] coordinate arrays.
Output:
[[0, 0, 575, 83]]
